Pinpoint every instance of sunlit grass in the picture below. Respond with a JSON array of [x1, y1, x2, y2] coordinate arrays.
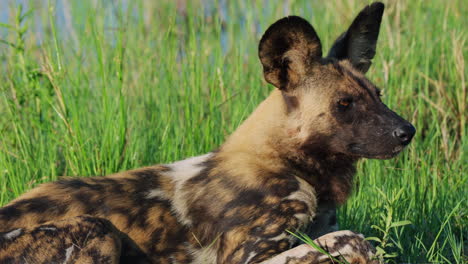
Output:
[[0, 0, 465, 262]]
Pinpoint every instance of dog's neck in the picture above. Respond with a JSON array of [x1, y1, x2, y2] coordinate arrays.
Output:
[[217, 89, 356, 204], [220, 89, 287, 158]]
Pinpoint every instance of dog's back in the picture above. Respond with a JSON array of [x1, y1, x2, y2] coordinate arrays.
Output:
[[0, 158, 199, 262]]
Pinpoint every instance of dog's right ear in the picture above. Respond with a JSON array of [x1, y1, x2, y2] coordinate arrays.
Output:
[[259, 16, 322, 92]]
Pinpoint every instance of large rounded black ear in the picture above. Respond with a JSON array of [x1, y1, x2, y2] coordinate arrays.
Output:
[[327, 2, 385, 73], [259, 16, 322, 91]]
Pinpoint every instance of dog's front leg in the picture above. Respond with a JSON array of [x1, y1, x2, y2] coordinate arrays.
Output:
[[262, 230, 379, 264]]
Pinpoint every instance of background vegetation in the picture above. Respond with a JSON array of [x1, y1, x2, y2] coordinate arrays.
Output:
[[0, 0, 465, 262]]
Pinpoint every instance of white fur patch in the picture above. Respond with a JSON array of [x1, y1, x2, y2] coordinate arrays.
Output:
[[244, 250, 257, 263], [283, 177, 317, 225], [190, 244, 217, 264], [146, 189, 169, 199], [64, 245, 74, 264], [164, 153, 213, 226], [39, 226, 57, 231], [4, 228, 22, 239], [329, 244, 354, 258], [166, 153, 213, 182]]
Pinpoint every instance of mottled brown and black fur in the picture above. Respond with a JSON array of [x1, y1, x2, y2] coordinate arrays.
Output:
[[0, 2, 415, 264], [0, 216, 150, 264]]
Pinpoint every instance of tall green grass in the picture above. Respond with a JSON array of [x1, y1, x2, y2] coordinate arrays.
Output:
[[0, 0, 465, 262]]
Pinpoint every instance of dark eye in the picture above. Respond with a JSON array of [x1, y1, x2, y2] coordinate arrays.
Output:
[[338, 98, 353, 109]]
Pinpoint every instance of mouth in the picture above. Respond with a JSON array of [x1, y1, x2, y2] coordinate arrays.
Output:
[[348, 144, 405, 159]]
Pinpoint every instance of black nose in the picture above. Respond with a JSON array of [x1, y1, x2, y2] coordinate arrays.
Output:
[[393, 124, 416, 145]]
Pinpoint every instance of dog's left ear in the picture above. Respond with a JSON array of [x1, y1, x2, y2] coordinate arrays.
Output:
[[327, 2, 385, 73]]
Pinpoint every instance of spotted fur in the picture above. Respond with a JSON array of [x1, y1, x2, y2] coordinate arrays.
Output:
[[0, 216, 144, 264], [265, 231, 378, 264], [0, 2, 414, 264]]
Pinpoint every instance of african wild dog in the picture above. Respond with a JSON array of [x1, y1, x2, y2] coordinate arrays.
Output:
[[0, 2, 415, 263]]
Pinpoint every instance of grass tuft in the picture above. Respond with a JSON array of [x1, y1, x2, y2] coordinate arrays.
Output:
[[0, 0, 465, 262]]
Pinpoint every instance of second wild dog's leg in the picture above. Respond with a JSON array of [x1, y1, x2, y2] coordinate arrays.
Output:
[[0, 215, 148, 264], [262, 230, 378, 264]]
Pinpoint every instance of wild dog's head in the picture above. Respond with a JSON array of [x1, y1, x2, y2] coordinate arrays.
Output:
[[259, 2, 415, 160]]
